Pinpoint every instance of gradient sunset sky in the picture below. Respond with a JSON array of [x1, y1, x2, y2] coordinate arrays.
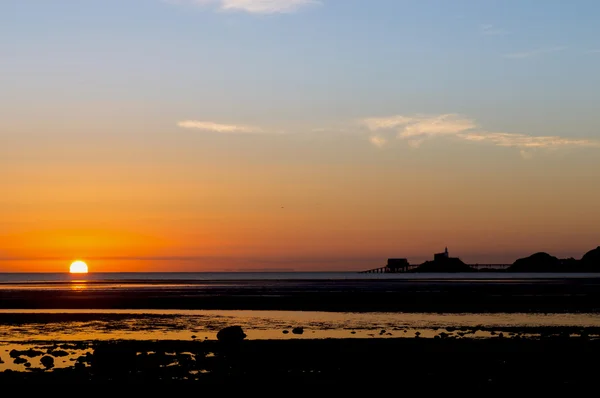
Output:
[[2, 0, 600, 272]]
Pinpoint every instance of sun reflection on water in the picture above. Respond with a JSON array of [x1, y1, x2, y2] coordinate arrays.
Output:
[[70, 283, 88, 291]]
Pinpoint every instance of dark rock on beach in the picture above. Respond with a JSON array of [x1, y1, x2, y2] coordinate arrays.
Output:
[[13, 357, 28, 365], [40, 356, 55, 369], [2, 337, 600, 389], [10, 349, 44, 358], [292, 327, 304, 335], [216, 326, 246, 343], [49, 350, 69, 357]]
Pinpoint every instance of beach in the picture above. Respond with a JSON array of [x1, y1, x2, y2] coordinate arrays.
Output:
[[2, 273, 600, 387], [2, 338, 600, 388]]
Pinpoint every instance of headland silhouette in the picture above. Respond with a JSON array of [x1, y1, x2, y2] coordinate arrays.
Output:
[[362, 246, 600, 273]]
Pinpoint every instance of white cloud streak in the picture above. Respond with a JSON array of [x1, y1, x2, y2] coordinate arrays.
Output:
[[168, 0, 320, 14], [458, 132, 600, 149], [361, 114, 600, 152], [178, 114, 599, 155], [504, 46, 566, 59], [178, 120, 263, 133], [363, 114, 477, 141], [481, 24, 508, 36]]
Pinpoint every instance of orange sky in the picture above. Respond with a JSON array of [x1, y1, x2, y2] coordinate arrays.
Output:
[[2, 131, 599, 272]]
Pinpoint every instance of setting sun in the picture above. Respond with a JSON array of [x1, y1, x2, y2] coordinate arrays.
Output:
[[70, 261, 89, 274]]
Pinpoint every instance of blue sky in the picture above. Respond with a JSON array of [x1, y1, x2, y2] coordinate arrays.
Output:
[[3, 0, 600, 138]]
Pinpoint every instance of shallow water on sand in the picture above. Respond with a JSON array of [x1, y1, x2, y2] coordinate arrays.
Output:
[[1, 310, 599, 343]]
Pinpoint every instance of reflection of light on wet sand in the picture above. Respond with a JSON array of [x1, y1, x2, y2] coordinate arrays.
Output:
[[1, 310, 600, 343], [0, 343, 93, 372], [70, 284, 87, 291]]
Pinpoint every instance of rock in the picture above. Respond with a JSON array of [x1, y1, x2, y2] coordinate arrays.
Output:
[[14, 357, 28, 365], [76, 353, 93, 364], [379, 329, 386, 335], [283, 330, 289, 334], [216, 326, 246, 343], [10, 349, 44, 358], [49, 350, 69, 357], [581, 247, 600, 271], [415, 257, 473, 273], [508, 252, 561, 272], [0, 356, 3, 364], [191, 335, 197, 339], [350, 331, 356, 334], [292, 327, 304, 335], [25, 362, 31, 368], [40, 356, 55, 369]]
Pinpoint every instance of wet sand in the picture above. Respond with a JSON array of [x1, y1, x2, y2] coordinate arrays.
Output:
[[2, 310, 600, 342], [3, 277, 600, 386], [1, 337, 599, 388], [2, 277, 600, 312]]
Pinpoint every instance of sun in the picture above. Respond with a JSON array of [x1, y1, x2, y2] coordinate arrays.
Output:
[[70, 261, 89, 274]]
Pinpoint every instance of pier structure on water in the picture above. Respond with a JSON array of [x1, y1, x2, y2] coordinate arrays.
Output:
[[359, 248, 511, 273], [360, 262, 511, 274], [360, 258, 415, 273]]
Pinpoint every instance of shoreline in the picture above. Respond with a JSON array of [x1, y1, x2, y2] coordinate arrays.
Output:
[[2, 277, 600, 312]]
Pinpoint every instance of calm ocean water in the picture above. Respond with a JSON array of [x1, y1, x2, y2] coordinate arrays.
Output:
[[0, 272, 599, 284]]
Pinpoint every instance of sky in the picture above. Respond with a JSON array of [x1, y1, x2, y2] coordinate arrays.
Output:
[[2, 0, 600, 272]]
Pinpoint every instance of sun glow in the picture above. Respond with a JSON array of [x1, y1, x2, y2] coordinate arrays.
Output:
[[70, 261, 89, 274]]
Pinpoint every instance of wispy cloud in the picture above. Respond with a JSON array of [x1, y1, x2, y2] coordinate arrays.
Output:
[[362, 115, 417, 131], [167, 0, 321, 14], [586, 49, 600, 54], [480, 24, 508, 36], [178, 114, 599, 155], [363, 114, 476, 148], [178, 120, 264, 133], [361, 113, 600, 154], [458, 131, 600, 149], [369, 135, 387, 148], [504, 46, 566, 59]]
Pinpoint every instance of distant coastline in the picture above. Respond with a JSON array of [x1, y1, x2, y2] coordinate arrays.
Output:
[[364, 246, 600, 273]]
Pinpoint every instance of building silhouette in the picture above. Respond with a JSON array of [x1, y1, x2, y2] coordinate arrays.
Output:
[[434, 247, 449, 262]]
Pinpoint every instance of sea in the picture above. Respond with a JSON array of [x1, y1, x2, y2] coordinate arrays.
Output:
[[2, 271, 599, 284]]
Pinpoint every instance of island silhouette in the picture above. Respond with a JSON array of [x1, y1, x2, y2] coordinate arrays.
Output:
[[362, 246, 600, 273]]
